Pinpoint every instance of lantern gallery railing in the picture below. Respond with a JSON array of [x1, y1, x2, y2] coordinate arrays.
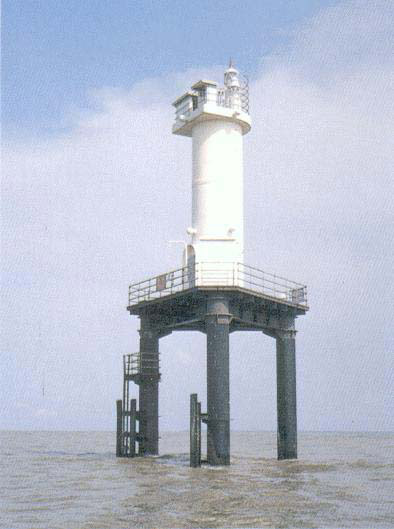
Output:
[[128, 262, 308, 308], [174, 78, 249, 122], [175, 81, 249, 119]]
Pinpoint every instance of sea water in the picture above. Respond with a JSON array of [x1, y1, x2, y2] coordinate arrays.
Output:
[[1, 431, 393, 528]]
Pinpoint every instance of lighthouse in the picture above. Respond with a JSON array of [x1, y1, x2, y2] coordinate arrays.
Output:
[[116, 63, 309, 466], [173, 62, 250, 279]]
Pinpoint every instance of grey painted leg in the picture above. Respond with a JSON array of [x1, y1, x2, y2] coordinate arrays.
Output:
[[276, 329, 297, 459], [116, 399, 123, 457], [206, 296, 231, 465], [138, 320, 160, 455]]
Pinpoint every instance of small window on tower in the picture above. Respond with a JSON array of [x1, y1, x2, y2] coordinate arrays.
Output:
[[197, 88, 206, 103]]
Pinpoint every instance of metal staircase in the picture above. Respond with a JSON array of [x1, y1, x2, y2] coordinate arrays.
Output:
[[116, 352, 160, 457]]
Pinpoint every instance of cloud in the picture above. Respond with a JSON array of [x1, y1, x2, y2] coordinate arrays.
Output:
[[2, 1, 393, 431]]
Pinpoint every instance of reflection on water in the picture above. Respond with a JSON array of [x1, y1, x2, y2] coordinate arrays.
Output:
[[1, 431, 393, 528]]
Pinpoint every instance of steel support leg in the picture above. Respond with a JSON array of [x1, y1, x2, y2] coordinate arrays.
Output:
[[190, 393, 201, 467], [129, 399, 137, 457], [116, 399, 123, 457], [206, 296, 231, 465], [139, 320, 160, 455], [276, 329, 297, 459]]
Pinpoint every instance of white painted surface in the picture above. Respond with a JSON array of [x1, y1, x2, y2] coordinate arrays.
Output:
[[172, 67, 251, 282], [191, 119, 244, 264], [172, 103, 251, 136]]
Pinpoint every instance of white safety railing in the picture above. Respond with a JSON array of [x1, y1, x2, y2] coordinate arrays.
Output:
[[128, 262, 308, 308], [174, 82, 249, 122]]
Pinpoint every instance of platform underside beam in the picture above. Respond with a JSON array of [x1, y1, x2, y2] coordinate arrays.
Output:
[[128, 288, 302, 338]]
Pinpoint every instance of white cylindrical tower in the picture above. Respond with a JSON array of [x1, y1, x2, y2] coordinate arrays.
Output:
[[172, 63, 251, 285], [192, 118, 244, 261]]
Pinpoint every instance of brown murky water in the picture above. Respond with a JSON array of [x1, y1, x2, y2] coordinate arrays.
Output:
[[1, 431, 393, 528]]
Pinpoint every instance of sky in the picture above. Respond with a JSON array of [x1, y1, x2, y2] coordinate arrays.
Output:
[[1, 0, 393, 434]]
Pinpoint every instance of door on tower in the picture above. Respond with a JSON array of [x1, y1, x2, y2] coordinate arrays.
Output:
[[187, 245, 196, 288]]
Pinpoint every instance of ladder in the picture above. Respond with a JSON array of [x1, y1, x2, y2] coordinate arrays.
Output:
[[116, 352, 160, 457]]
